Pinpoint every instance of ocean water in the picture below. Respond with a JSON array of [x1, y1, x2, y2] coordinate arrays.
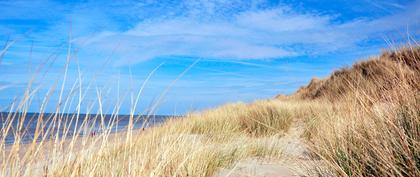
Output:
[[0, 113, 173, 144]]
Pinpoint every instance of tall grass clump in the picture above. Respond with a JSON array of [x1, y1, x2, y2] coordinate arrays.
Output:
[[182, 100, 292, 136], [297, 45, 420, 176]]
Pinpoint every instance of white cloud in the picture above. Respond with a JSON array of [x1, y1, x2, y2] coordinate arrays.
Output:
[[236, 8, 331, 32], [73, 0, 420, 65]]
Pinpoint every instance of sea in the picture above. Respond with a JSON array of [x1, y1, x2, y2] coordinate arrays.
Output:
[[0, 112, 174, 145]]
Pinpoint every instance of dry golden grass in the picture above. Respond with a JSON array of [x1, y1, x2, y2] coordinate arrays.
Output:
[[290, 45, 420, 177], [1, 100, 297, 177], [295, 46, 420, 103]]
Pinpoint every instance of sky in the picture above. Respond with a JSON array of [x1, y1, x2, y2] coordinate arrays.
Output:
[[0, 0, 419, 115]]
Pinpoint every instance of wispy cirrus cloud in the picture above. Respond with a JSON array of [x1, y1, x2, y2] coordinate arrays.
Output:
[[74, 0, 420, 65], [2, 0, 420, 65]]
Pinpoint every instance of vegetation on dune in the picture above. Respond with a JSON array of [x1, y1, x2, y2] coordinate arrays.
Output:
[[292, 45, 420, 176], [1, 100, 297, 176], [183, 101, 292, 136], [53, 101, 295, 177], [295, 46, 420, 102]]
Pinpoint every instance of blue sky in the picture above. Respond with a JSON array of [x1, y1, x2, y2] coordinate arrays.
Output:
[[0, 0, 419, 115]]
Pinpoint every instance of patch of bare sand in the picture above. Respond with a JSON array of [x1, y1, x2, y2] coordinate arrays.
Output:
[[215, 122, 319, 177]]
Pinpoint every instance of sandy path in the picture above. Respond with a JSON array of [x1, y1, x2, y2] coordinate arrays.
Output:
[[215, 121, 317, 177]]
